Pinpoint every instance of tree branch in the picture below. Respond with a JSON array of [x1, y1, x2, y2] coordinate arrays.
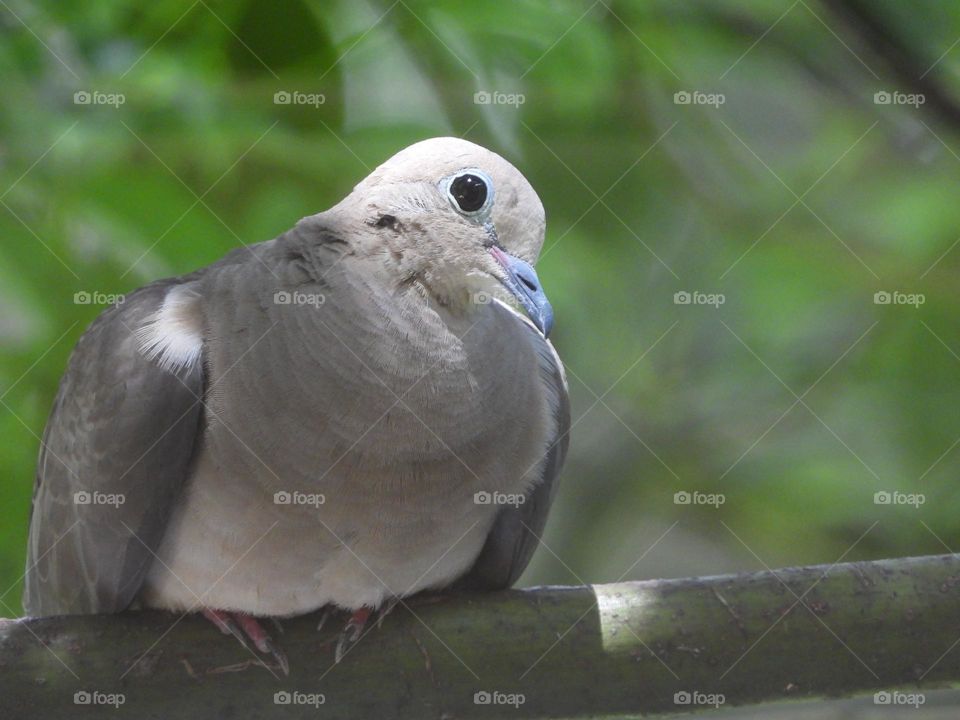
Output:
[[3, 553, 959, 718], [822, 0, 960, 129]]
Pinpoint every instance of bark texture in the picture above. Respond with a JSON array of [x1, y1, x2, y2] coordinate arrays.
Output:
[[2, 553, 959, 718]]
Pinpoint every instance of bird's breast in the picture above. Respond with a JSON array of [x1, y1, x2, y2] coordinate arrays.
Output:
[[139, 288, 554, 615]]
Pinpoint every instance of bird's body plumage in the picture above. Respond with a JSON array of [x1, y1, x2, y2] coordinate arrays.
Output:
[[24, 137, 569, 621]]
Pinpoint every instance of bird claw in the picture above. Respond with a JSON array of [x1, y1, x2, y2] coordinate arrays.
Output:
[[201, 608, 289, 675], [334, 607, 372, 663], [202, 608, 251, 650], [376, 596, 400, 629], [261, 637, 290, 676], [319, 601, 396, 663], [316, 606, 333, 632]]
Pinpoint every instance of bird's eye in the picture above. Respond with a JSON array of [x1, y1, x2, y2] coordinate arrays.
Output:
[[448, 172, 490, 214]]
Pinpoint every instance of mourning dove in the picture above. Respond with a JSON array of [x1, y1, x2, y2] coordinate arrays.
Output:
[[23, 137, 569, 667]]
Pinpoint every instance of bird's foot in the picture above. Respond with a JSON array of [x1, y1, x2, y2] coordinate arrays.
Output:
[[317, 599, 401, 662], [334, 606, 371, 663], [201, 608, 289, 675], [376, 595, 401, 629], [315, 606, 334, 633]]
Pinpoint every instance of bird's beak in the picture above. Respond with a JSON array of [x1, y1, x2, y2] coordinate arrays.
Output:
[[489, 246, 554, 338]]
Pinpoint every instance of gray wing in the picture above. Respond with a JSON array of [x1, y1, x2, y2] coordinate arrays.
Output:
[[23, 279, 204, 616], [453, 331, 570, 591]]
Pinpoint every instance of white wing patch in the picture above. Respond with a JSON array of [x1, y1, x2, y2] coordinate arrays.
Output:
[[136, 284, 204, 374]]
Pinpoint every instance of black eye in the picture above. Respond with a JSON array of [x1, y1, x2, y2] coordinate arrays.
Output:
[[449, 173, 489, 213]]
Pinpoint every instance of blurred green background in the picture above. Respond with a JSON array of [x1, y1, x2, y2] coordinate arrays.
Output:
[[1, 0, 959, 706]]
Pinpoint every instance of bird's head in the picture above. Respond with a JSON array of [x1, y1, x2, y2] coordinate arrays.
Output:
[[334, 137, 553, 337]]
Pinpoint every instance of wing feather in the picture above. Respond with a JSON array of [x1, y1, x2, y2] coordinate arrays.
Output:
[[23, 279, 204, 615], [453, 329, 570, 591]]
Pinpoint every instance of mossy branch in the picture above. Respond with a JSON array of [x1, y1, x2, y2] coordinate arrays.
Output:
[[2, 553, 959, 718]]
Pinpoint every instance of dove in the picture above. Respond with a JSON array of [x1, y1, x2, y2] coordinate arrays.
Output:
[[23, 137, 570, 669]]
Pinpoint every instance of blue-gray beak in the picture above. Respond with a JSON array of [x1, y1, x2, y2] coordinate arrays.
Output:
[[490, 247, 554, 338]]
